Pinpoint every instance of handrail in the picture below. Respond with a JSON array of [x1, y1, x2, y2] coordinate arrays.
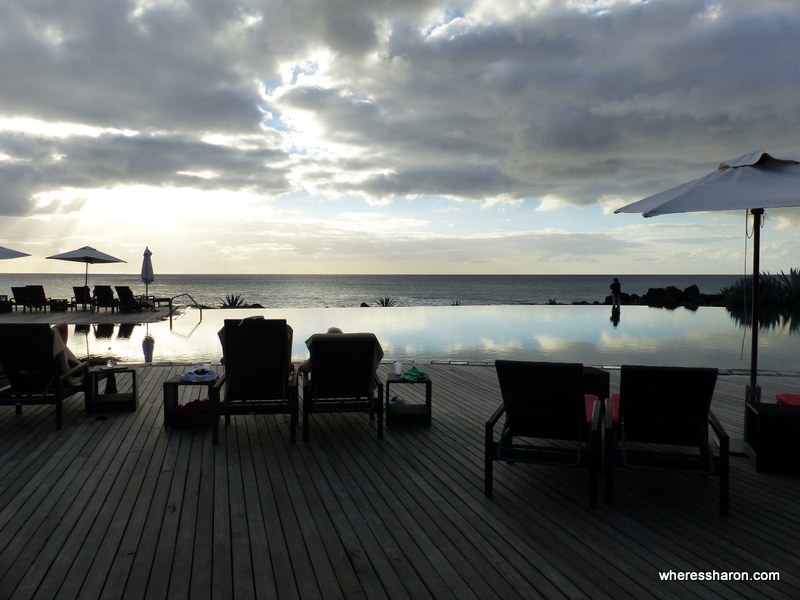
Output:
[[169, 293, 203, 330]]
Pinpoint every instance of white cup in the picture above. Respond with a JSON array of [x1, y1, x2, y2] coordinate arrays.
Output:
[[394, 361, 403, 375]]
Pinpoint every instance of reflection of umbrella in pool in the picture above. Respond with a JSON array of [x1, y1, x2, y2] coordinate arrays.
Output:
[[143, 324, 155, 363], [141, 246, 154, 298], [46, 246, 126, 286], [615, 150, 800, 414], [0, 246, 30, 260]]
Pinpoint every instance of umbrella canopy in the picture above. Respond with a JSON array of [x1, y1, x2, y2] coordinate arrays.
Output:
[[141, 247, 154, 298], [0, 246, 30, 260], [615, 150, 800, 408], [46, 245, 126, 286]]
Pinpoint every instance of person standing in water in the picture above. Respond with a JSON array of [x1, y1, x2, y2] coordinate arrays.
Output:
[[610, 278, 622, 308]]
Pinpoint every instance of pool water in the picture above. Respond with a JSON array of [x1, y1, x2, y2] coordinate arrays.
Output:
[[68, 305, 799, 372]]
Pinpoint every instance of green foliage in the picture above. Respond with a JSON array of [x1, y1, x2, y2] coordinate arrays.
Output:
[[723, 268, 800, 331], [546, 298, 558, 305], [450, 300, 463, 306], [220, 293, 246, 308], [376, 296, 397, 307]]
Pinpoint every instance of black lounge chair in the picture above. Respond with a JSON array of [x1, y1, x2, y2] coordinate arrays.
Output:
[[301, 332, 384, 440], [72, 286, 93, 311], [212, 318, 298, 443], [0, 324, 89, 430], [485, 360, 602, 507], [11, 285, 50, 312], [24, 285, 51, 311], [115, 286, 144, 312], [93, 285, 118, 313], [604, 365, 729, 515], [10, 286, 27, 311]]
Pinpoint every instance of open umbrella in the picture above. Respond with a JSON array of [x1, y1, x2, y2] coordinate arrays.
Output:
[[141, 247, 154, 298], [615, 150, 800, 407], [46, 245, 126, 286], [0, 246, 30, 260]]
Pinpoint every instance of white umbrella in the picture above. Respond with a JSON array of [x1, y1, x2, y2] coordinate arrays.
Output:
[[46, 245, 126, 286], [141, 246, 154, 298], [0, 246, 30, 260], [615, 150, 800, 408]]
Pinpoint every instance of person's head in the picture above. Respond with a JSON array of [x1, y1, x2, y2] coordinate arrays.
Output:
[[613, 278, 619, 283], [327, 326, 343, 334]]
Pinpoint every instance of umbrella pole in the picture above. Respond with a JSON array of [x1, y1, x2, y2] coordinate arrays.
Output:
[[749, 208, 763, 403]]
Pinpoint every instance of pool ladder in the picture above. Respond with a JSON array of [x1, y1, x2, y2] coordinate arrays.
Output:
[[168, 293, 203, 330]]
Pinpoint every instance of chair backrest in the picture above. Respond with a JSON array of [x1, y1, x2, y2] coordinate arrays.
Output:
[[25, 285, 47, 303], [11, 287, 28, 304], [495, 360, 586, 440], [93, 285, 116, 306], [307, 333, 380, 399], [0, 324, 58, 391], [115, 286, 135, 302], [618, 365, 718, 445], [73, 286, 91, 303], [222, 319, 293, 400]]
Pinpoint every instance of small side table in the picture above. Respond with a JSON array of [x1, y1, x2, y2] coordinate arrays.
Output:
[[50, 298, 70, 311], [87, 366, 138, 412], [163, 376, 219, 428], [385, 373, 432, 426]]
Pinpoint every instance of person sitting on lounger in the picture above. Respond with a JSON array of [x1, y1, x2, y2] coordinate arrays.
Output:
[[298, 327, 344, 374]]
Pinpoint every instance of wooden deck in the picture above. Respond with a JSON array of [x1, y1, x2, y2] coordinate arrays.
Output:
[[1, 363, 799, 599]]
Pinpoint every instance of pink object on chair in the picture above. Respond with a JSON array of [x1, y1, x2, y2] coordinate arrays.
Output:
[[776, 393, 800, 406]]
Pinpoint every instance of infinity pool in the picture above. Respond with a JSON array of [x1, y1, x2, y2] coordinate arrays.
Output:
[[65, 305, 799, 372]]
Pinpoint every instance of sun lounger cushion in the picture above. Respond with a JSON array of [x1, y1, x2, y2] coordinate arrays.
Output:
[[776, 393, 800, 406]]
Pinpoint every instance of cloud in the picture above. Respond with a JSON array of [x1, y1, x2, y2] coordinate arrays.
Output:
[[1, 0, 799, 273]]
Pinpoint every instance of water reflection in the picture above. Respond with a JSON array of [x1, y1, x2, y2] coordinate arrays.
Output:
[[726, 305, 800, 334], [69, 305, 800, 372]]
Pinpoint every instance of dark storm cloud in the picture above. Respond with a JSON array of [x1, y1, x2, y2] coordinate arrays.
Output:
[[1, 0, 799, 216]]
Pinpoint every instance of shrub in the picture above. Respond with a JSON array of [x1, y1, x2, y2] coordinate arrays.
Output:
[[376, 296, 396, 307], [221, 293, 246, 308]]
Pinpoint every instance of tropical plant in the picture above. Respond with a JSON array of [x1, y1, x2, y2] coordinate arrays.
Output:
[[450, 300, 462, 306], [546, 298, 558, 305], [376, 296, 396, 307], [221, 293, 247, 308]]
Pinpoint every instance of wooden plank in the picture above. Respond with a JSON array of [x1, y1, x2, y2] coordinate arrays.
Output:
[[0, 364, 798, 599]]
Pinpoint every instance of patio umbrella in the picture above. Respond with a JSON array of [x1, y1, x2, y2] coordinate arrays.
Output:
[[615, 150, 800, 405], [46, 245, 126, 286], [141, 247, 154, 298], [0, 246, 30, 260]]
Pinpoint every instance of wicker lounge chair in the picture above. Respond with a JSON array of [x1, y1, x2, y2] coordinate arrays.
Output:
[[0, 324, 89, 429], [93, 285, 118, 313], [115, 286, 144, 311], [72, 286, 93, 311], [604, 365, 729, 515], [212, 318, 298, 443], [485, 360, 602, 507], [301, 332, 384, 440]]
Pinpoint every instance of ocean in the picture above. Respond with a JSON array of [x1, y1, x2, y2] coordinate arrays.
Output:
[[0, 273, 742, 309]]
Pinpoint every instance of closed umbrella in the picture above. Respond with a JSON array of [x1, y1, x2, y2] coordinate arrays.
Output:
[[615, 150, 800, 415], [46, 246, 126, 286], [141, 247, 154, 298], [0, 246, 30, 260]]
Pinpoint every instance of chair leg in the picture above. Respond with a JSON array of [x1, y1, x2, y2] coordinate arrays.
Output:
[[56, 399, 63, 430]]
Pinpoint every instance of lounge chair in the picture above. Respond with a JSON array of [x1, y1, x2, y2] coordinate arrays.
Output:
[[10, 286, 27, 311], [11, 285, 49, 312], [93, 285, 118, 313], [72, 286, 93, 311], [0, 324, 89, 429], [604, 365, 729, 515], [485, 360, 602, 507], [301, 332, 384, 440], [212, 318, 298, 443], [115, 286, 144, 312], [24, 285, 51, 311]]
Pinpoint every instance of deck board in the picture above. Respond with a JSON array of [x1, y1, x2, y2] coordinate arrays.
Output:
[[1, 363, 799, 599]]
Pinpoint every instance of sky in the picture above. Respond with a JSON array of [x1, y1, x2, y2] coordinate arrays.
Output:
[[1, 0, 799, 276]]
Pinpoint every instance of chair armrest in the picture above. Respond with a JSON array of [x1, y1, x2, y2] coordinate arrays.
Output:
[[603, 397, 615, 432], [213, 372, 227, 390], [708, 409, 729, 454], [589, 395, 601, 432], [60, 361, 89, 385], [485, 402, 505, 446]]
